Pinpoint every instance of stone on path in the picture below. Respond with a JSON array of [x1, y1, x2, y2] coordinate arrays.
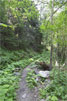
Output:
[[40, 99, 45, 101], [39, 71, 50, 78], [22, 93, 27, 99]]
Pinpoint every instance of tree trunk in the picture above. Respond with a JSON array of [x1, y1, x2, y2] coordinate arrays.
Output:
[[50, 0, 54, 70], [50, 43, 53, 70]]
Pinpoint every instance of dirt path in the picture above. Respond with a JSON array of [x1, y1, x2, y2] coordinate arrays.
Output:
[[16, 64, 39, 101]]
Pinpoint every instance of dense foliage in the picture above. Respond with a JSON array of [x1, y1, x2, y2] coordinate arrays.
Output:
[[0, 48, 50, 101], [40, 0, 67, 65], [0, 0, 67, 101], [0, 48, 39, 101], [0, 0, 42, 51], [40, 69, 67, 101]]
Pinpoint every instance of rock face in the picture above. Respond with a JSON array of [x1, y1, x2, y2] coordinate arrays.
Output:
[[38, 71, 50, 78]]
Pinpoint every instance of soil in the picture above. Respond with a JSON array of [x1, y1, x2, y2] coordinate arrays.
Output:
[[16, 64, 40, 101]]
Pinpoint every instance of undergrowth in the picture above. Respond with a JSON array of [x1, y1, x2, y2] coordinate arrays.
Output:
[[39, 68, 67, 101], [0, 48, 50, 101], [26, 69, 38, 89], [0, 48, 37, 101], [1, 48, 66, 101]]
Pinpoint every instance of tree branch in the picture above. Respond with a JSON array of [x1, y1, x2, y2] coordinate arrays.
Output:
[[35, 1, 49, 6], [53, 2, 67, 14]]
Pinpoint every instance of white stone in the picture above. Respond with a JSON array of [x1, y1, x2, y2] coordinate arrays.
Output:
[[34, 95, 37, 98], [39, 71, 50, 78], [40, 99, 45, 101], [22, 93, 26, 99]]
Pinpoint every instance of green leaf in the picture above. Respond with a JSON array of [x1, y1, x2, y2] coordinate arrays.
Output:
[[0, 23, 7, 27]]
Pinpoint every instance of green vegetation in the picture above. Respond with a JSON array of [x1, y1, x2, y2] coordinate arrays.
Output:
[[0, 48, 50, 101], [0, 48, 37, 101], [0, 0, 42, 51], [39, 69, 67, 101], [26, 70, 38, 89], [26, 50, 50, 89], [0, 0, 67, 101]]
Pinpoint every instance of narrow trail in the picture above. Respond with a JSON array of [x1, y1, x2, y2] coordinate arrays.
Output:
[[16, 64, 39, 101]]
